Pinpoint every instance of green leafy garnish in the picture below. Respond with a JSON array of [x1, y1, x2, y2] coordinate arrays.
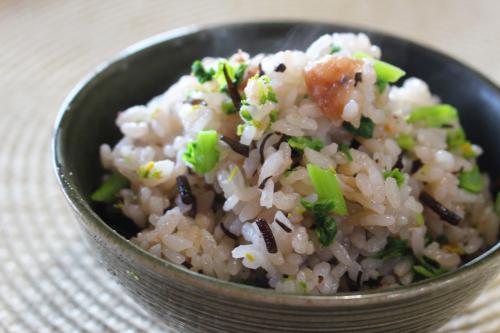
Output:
[[375, 80, 388, 94], [259, 76, 278, 104], [301, 198, 335, 216], [458, 166, 484, 193], [343, 116, 375, 138], [269, 109, 279, 122], [413, 256, 447, 278], [330, 45, 341, 54], [446, 128, 476, 158], [214, 61, 235, 91], [353, 52, 405, 91], [413, 265, 436, 278], [396, 134, 415, 151], [288, 136, 325, 153], [234, 64, 248, 86], [301, 199, 337, 247], [182, 130, 220, 174], [407, 104, 458, 128], [339, 143, 353, 161], [306, 164, 347, 215], [446, 128, 465, 150], [191, 60, 215, 84], [91, 171, 129, 204], [375, 237, 410, 260], [415, 213, 424, 226], [383, 169, 405, 187], [221, 99, 237, 114], [424, 234, 433, 246], [436, 234, 449, 244], [315, 215, 337, 247], [247, 74, 278, 104], [239, 107, 253, 121], [236, 124, 245, 136]]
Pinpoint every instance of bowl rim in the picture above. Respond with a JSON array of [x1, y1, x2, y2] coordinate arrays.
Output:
[[52, 19, 500, 306]]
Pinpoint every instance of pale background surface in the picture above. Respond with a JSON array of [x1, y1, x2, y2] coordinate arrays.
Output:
[[1, 1, 500, 332]]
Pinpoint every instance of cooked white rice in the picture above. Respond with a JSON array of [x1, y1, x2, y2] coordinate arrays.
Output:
[[96, 32, 499, 294]]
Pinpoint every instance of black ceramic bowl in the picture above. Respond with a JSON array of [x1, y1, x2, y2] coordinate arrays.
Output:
[[53, 21, 500, 333]]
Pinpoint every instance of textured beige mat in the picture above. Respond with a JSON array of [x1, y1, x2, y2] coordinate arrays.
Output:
[[1, 0, 499, 332]]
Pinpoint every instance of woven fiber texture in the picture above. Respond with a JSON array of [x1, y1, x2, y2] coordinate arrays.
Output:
[[1, 1, 499, 332]]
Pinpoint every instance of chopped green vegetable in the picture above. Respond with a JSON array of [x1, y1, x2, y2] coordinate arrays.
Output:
[[301, 199, 337, 246], [446, 128, 465, 150], [353, 52, 405, 92], [353, 52, 406, 82], [413, 265, 435, 278], [415, 213, 424, 226], [383, 169, 405, 187], [239, 107, 253, 121], [288, 136, 324, 153], [330, 45, 341, 54], [375, 237, 410, 260], [301, 198, 335, 216], [191, 60, 215, 83], [182, 130, 220, 173], [221, 99, 237, 114], [436, 234, 449, 244], [315, 215, 337, 247], [91, 171, 129, 204], [396, 134, 415, 151], [413, 256, 447, 278], [458, 165, 484, 193], [214, 61, 235, 91], [234, 64, 248, 86], [446, 128, 476, 158], [269, 109, 279, 122], [247, 74, 278, 104], [407, 104, 458, 128], [298, 280, 307, 291], [342, 116, 375, 138], [375, 80, 387, 94], [259, 76, 277, 103], [339, 143, 353, 161], [236, 124, 245, 136], [424, 234, 433, 246], [458, 142, 476, 159], [306, 164, 347, 215]]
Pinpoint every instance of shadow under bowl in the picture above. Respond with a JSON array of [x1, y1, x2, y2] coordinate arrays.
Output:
[[53, 21, 500, 333]]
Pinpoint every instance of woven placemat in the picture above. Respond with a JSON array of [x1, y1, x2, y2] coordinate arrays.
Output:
[[1, 1, 499, 332]]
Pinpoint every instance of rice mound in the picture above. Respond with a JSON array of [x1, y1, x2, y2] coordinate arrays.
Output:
[[97, 33, 499, 294]]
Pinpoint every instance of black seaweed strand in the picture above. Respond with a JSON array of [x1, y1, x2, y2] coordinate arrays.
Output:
[[222, 64, 242, 111], [411, 159, 423, 174], [354, 72, 363, 87], [419, 191, 461, 225], [274, 63, 286, 72], [176, 175, 197, 218], [255, 218, 278, 253], [220, 135, 250, 157], [259, 132, 275, 164], [275, 219, 292, 233], [258, 176, 273, 190], [350, 139, 361, 150], [220, 222, 238, 240], [393, 152, 404, 170], [258, 63, 265, 76]]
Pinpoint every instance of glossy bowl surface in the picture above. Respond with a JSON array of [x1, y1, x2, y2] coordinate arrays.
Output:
[[53, 21, 500, 333]]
